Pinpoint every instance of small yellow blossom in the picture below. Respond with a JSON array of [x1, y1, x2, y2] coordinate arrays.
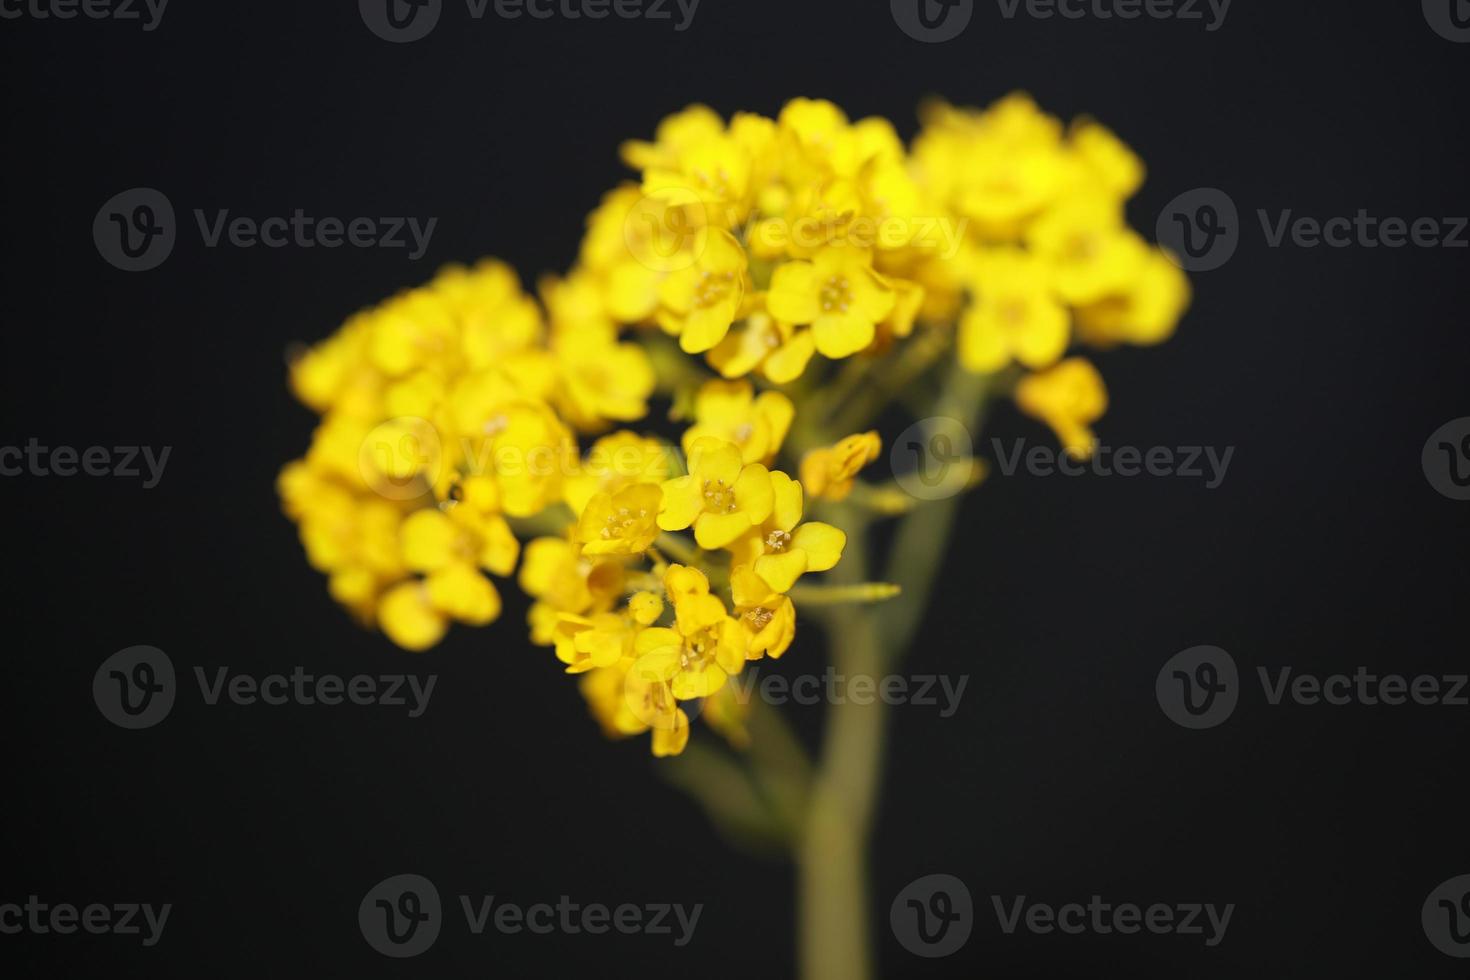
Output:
[[680, 379, 795, 466], [1015, 357, 1109, 457], [730, 471, 846, 594], [730, 566, 797, 660], [1075, 247, 1191, 348], [632, 565, 747, 700], [800, 431, 882, 502], [706, 303, 818, 384], [958, 248, 1070, 374], [768, 247, 896, 358], [575, 483, 662, 556], [658, 438, 775, 550], [656, 228, 749, 353]]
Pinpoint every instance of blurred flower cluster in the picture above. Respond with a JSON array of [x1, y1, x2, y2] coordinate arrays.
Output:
[[278, 93, 1188, 756]]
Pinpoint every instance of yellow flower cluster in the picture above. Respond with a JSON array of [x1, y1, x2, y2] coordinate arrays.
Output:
[[278, 93, 1187, 756]]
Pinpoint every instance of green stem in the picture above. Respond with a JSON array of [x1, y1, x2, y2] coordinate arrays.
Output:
[[796, 361, 994, 980]]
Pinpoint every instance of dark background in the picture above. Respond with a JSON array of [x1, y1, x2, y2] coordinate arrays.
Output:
[[3, 1, 1468, 976]]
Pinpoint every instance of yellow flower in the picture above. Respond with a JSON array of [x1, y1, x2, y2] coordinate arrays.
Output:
[[552, 611, 637, 674], [958, 248, 1069, 374], [621, 659, 691, 757], [469, 399, 577, 518], [575, 483, 662, 556], [730, 566, 797, 660], [706, 303, 818, 385], [730, 471, 845, 594], [1025, 197, 1148, 305], [656, 228, 749, 353], [768, 247, 895, 358], [680, 379, 794, 466], [563, 431, 673, 516], [518, 536, 625, 644], [800, 431, 882, 502], [1066, 118, 1144, 200], [632, 565, 747, 700], [553, 337, 657, 431], [1075, 247, 1191, 347], [913, 94, 1069, 240], [657, 438, 774, 550], [373, 506, 516, 650], [1015, 357, 1109, 457], [579, 658, 691, 757]]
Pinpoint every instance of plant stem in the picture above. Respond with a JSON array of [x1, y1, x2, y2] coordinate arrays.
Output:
[[796, 360, 994, 980]]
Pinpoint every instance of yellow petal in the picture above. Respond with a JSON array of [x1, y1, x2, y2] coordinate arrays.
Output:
[[400, 509, 458, 573], [733, 463, 774, 524], [763, 329, 816, 384], [656, 475, 703, 531], [791, 522, 846, 572], [672, 663, 726, 700], [755, 549, 809, 594], [651, 708, 690, 757], [378, 582, 448, 652], [812, 310, 876, 358], [769, 470, 804, 532], [694, 510, 753, 549], [426, 562, 502, 626], [767, 261, 820, 323]]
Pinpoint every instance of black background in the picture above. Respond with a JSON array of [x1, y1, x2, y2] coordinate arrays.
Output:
[[3, 1, 1468, 976]]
